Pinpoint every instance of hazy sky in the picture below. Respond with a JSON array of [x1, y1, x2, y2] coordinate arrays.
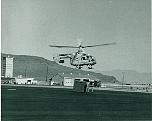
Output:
[[2, 0, 151, 73]]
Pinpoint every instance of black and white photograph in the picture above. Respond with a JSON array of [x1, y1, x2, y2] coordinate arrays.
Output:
[[1, 0, 152, 120]]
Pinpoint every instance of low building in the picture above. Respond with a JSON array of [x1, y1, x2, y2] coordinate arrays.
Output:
[[1, 77, 15, 84], [15, 78, 37, 85], [50, 74, 73, 86]]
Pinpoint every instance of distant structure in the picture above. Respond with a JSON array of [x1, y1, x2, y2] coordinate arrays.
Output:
[[50, 73, 100, 86], [15, 77, 37, 85], [1, 56, 14, 78]]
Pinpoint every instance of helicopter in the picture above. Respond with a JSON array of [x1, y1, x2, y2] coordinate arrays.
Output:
[[49, 42, 116, 69]]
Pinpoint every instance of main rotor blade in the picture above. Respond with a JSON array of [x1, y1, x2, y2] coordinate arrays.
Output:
[[49, 45, 78, 48], [82, 42, 116, 48]]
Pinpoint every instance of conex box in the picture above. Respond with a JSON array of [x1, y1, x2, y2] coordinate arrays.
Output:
[[73, 79, 88, 92]]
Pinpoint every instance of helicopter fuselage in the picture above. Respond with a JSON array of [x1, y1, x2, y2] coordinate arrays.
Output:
[[70, 52, 96, 68], [54, 51, 96, 69]]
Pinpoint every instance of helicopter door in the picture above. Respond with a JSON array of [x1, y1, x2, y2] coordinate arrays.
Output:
[[81, 56, 88, 62]]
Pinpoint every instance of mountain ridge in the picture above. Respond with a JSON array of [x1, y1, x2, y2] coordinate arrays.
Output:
[[98, 69, 151, 84], [1, 53, 118, 83]]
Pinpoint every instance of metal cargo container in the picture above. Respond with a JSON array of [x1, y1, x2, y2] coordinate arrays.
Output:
[[73, 79, 88, 92]]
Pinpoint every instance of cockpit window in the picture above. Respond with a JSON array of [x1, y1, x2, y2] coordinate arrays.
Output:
[[82, 57, 86, 60]]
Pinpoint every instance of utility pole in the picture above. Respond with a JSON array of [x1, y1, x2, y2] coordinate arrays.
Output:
[[25, 66, 27, 78], [45, 63, 48, 82], [122, 72, 125, 88], [29, 63, 31, 78]]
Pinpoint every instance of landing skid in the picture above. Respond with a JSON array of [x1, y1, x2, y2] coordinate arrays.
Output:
[[76, 65, 82, 69], [75, 65, 93, 69]]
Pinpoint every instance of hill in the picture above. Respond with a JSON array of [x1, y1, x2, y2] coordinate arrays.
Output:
[[1, 53, 118, 83], [100, 70, 151, 84]]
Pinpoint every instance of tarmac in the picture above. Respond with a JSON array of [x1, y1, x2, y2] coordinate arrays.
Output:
[[2, 85, 152, 121]]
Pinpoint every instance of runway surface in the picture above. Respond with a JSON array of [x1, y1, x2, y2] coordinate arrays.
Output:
[[2, 85, 152, 121]]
